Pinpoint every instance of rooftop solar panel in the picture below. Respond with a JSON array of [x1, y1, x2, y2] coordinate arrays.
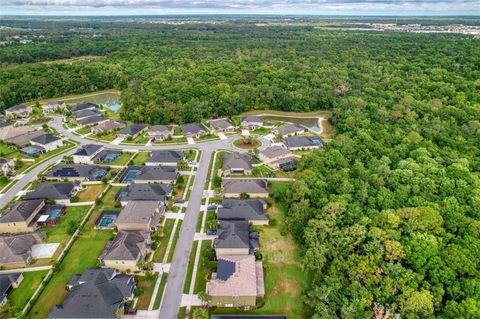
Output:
[[217, 259, 236, 281]]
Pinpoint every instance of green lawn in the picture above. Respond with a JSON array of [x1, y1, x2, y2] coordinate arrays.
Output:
[[153, 137, 187, 145], [0, 176, 10, 190], [35, 140, 76, 162], [26, 226, 114, 319], [87, 186, 121, 226], [42, 205, 91, 244], [94, 131, 118, 142], [135, 275, 158, 310], [152, 219, 175, 262], [75, 127, 91, 136], [194, 240, 215, 294], [167, 220, 182, 262], [250, 127, 271, 136], [252, 165, 273, 177], [8, 270, 48, 314], [110, 152, 132, 165], [152, 273, 168, 309], [185, 149, 197, 162], [195, 134, 218, 142], [131, 151, 150, 166], [0, 143, 22, 158], [183, 241, 198, 294]]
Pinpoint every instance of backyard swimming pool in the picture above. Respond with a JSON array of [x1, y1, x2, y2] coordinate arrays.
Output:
[[47, 209, 62, 221], [122, 170, 139, 183]]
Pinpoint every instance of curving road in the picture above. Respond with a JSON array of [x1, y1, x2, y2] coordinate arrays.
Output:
[[48, 116, 271, 318]]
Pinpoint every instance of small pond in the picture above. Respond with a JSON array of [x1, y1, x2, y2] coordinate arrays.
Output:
[[64, 92, 121, 112]]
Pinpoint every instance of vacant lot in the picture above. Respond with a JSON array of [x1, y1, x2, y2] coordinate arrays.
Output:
[[76, 185, 105, 201]]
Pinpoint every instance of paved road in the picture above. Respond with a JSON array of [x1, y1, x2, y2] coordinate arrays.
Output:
[[2, 116, 272, 318]]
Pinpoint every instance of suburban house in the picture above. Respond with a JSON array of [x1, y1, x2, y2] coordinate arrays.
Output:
[[147, 125, 174, 141], [72, 144, 104, 164], [77, 115, 108, 127], [5, 130, 45, 147], [0, 199, 45, 234], [222, 152, 252, 175], [133, 166, 178, 184], [92, 149, 122, 163], [272, 123, 308, 137], [20, 145, 46, 158], [116, 200, 164, 231], [214, 220, 259, 256], [145, 150, 185, 167], [0, 232, 45, 268], [283, 136, 324, 151], [73, 109, 99, 121], [91, 120, 125, 134], [4, 105, 32, 119], [241, 116, 263, 130], [116, 183, 172, 206], [30, 133, 63, 152], [217, 199, 269, 225], [41, 101, 66, 115], [47, 268, 136, 319], [0, 272, 24, 307], [0, 125, 34, 142], [209, 118, 236, 133], [45, 165, 109, 182], [180, 123, 209, 138], [25, 182, 81, 204], [207, 255, 265, 308], [69, 103, 97, 113], [99, 230, 151, 272], [0, 158, 15, 176], [117, 124, 147, 139], [258, 145, 297, 170], [222, 179, 269, 198]]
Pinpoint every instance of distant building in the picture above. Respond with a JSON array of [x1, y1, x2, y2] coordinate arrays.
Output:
[[180, 123, 209, 138], [222, 152, 252, 175], [117, 124, 147, 139], [91, 120, 125, 135], [4, 105, 32, 119], [47, 268, 135, 319], [5, 130, 45, 147], [147, 125, 174, 141], [258, 146, 296, 170], [73, 109, 99, 121], [207, 255, 264, 308], [30, 133, 63, 152], [41, 101, 66, 115], [77, 115, 108, 127], [222, 179, 268, 199], [0, 199, 45, 234], [69, 103, 98, 113], [241, 116, 263, 130], [272, 123, 308, 137], [283, 136, 324, 151], [209, 118, 236, 133], [0, 125, 34, 142], [72, 144, 104, 164]]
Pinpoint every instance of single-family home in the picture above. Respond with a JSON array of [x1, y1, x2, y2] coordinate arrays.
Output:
[[69, 103, 98, 113], [258, 145, 296, 170], [217, 199, 269, 225], [30, 134, 63, 152], [222, 179, 269, 199], [272, 123, 308, 137], [116, 184, 172, 206], [73, 109, 100, 121], [147, 125, 174, 141], [241, 116, 263, 130], [207, 255, 265, 308], [92, 149, 122, 163], [133, 166, 178, 184], [116, 201, 164, 231], [72, 144, 104, 164], [77, 115, 108, 127], [180, 123, 209, 138], [145, 150, 185, 167], [45, 165, 109, 182], [20, 145, 45, 158], [222, 152, 252, 175], [25, 182, 81, 205], [0, 232, 45, 268], [47, 268, 135, 319], [117, 124, 147, 139], [0, 199, 45, 234], [283, 136, 324, 151], [209, 118, 236, 133], [5, 130, 45, 147], [99, 230, 151, 272], [0, 272, 24, 307], [0, 125, 33, 142], [41, 101, 66, 115], [4, 105, 32, 119], [0, 158, 15, 176], [214, 220, 259, 256], [91, 120, 125, 135]]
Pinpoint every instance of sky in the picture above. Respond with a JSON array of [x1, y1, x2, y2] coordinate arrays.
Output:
[[1, 0, 479, 16]]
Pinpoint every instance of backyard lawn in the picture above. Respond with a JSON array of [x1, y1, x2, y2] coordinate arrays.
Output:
[[110, 152, 132, 165], [86, 186, 121, 226], [8, 270, 48, 314], [42, 205, 91, 244], [0, 143, 22, 158], [135, 275, 158, 310], [131, 151, 150, 166], [76, 185, 105, 201], [75, 127, 91, 136], [26, 226, 114, 319]]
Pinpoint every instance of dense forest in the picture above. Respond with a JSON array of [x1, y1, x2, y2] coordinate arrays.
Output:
[[1, 17, 480, 318]]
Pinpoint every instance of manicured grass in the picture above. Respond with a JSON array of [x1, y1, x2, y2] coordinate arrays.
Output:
[[152, 273, 168, 309], [76, 185, 105, 201], [110, 152, 132, 166], [153, 137, 187, 145], [0, 143, 22, 158], [183, 241, 198, 294], [8, 270, 49, 314], [177, 307, 186, 319], [131, 151, 150, 166], [0, 176, 10, 190], [135, 275, 158, 310], [195, 134, 218, 142], [250, 127, 270, 136], [35, 140, 76, 162], [42, 205, 91, 244], [94, 131, 118, 142], [167, 220, 182, 262], [26, 227, 114, 319], [252, 165, 273, 177], [87, 186, 121, 226], [75, 127, 91, 136], [194, 240, 215, 294], [185, 149, 197, 161], [233, 137, 261, 149], [152, 219, 175, 262]]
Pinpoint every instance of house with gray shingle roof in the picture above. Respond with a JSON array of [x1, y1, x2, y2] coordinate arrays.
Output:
[[73, 109, 99, 121], [180, 123, 209, 138], [47, 268, 135, 319], [116, 183, 172, 206], [116, 201, 164, 231], [222, 152, 252, 175], [41, 101, 66, 115], [0, 199, 45, 234], [218, 199, 269, 225], [72, 144, 104, 164], [70, 103, 98, 113], [241, 116, 263, 130], [147, 125, 174, 142], [99, 230, 150, 272], [0, 272, 23, 307], [272, 123, 308, 137], [214, 220, 259, 256], [258, 145, 297, 170], [5, 105, 32, 119], [222, 179, 269, 199], [5, 130, 45, 147], [77, 115, 108, 127], [209, 118, 236, 133], [117, 124, 147, 139], [25, 182, 81, 204], [133, 166, 178, 184], [0, 232, 45, 268], [91, 120, 125, 134], [30, 133, 63, 152], [283, 135, 324, 150], [45, 165, 109, 182], [145, 150, 185, 167]]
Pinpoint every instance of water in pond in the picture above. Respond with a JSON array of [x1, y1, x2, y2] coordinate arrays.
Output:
[[64, 92, 121, 111], [261, 115, 321, 132]]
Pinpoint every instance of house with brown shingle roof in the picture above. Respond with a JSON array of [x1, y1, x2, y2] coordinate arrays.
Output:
[[207, 255, 265, 308], [222, 152, 252, 175], [0, 199, 45, 234], [0, 232, 45, 268], [209, 118, 236, 133], [222, 179, 268, 199]]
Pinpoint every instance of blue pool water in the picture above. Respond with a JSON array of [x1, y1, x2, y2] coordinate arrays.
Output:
[[96, 170, 107, 179], [105, 153, 119, 162], [99, 216, 114, 227], [107, 103, 121, 112], [48, 210, 62, 221], [122, 170, 139, 183]]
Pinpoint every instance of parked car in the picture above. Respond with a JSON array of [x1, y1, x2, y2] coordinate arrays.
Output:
[[125, 308, 137, 315], [207, 204, 217, 210]]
